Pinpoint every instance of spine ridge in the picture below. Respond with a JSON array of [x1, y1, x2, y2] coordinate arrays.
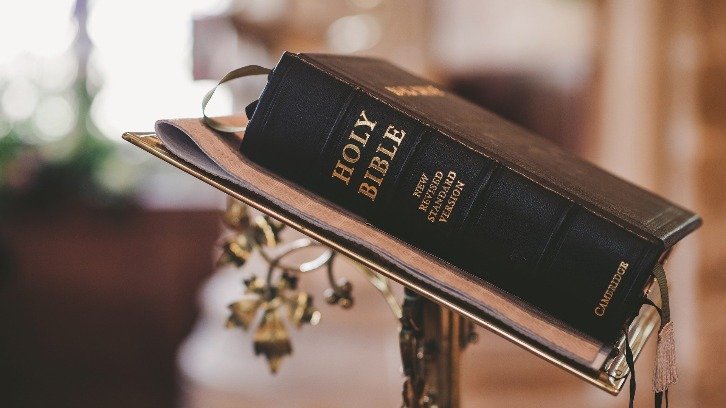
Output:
[[377, 128, 426, 211], [465, 164, 503, 231], [318, 89, 358, 169], [536, 202, 576, 277], [451, 159, 499, 238]]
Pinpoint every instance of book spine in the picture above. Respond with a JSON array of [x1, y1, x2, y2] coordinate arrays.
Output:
[[242, 54, 659, 343]]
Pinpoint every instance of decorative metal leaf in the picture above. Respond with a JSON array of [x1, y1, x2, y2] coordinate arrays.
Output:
[[251, 216, 280, 247], [324, 278, 354, 309], [226, 296, 262, 330], [281, 271, 299, 290], [243, 276, 266, 295], [218, 234, 253, 268], [288, 292, 321, 328], [253, 310, 292, 374], [221, 197, 251, 232]]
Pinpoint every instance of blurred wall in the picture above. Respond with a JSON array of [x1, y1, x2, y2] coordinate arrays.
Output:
[[0, 209, 219, 407]]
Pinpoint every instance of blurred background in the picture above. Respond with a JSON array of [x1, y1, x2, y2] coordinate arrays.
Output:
[[0, 0, 724, 407]]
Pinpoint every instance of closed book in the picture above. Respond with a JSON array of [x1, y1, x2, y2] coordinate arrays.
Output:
[[239, 52, 701, 345]]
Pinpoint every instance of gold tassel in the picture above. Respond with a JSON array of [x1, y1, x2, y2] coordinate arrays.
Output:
[[653, 321, 678, 393], [651, 263, 678, 395]]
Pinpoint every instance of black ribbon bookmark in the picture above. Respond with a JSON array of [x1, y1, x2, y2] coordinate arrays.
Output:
[[623, 326, 637, 408], [624, 262, 675, 408]]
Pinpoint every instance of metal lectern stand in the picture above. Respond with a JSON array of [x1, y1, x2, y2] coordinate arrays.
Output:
[[400, 289, 476, 408], [215, 194, 474, 408]]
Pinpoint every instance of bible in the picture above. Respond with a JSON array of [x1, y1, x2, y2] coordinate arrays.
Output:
[[234, 52, 701, 345]]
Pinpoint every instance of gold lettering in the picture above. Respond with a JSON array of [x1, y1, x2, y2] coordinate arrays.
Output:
[[428, 171, 456, 222], [413, 172, 429, 198], [415, 170, 467, 223], [332, 160, 354, 185], [355, 110, 377, 131], [363, 170, 384, 186], [358, 183, 377, 201], [348, 130, 370, 146], [419, 171, 443, 212], [385, 85, 445, 97], [330, 108, 411, 204], [385, 86, 408, 96], [376, 144, 397, 160], [341, 143, 361, 163], [331, 110, 377, 184], [383, 125, 406, 145], [593, 261, 630, 317], [439, 179, 465, 223], [368, 156, 389, 177]]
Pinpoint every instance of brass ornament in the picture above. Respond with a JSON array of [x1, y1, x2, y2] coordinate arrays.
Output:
[[288, 292, 321, 328], [253, 309, 293, 374], [218, 197, 473, 402], [224, 268, 321, 373], [217, 234, 253, 268], [324, 278, 354, 309], [226, 296, 262, 330], [221, 196, 251, 232], [220, 198, 384, 373]]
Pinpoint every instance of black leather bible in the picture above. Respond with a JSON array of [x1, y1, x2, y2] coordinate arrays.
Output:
[[239, 52, 700, 345]]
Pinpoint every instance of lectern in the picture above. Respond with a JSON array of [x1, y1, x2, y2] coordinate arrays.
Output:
[[123, 131, 660, 407]]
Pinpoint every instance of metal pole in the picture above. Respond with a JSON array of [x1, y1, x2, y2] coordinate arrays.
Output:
[[400, 288, 474, 408]]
